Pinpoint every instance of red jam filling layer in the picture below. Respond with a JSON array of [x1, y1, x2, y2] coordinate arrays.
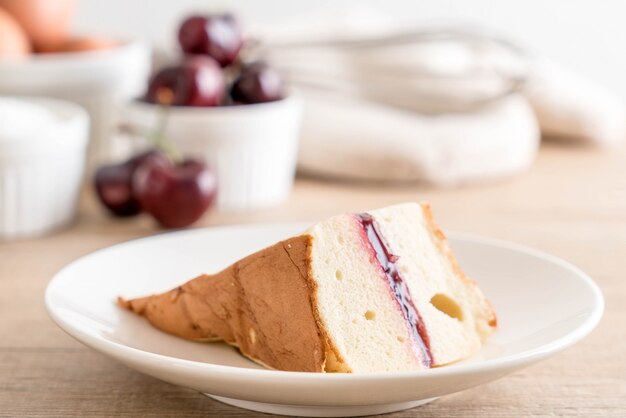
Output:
[[356, 213, 432, 367]]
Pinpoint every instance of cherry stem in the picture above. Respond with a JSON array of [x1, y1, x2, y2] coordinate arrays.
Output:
[[150, 88, 183, 165]]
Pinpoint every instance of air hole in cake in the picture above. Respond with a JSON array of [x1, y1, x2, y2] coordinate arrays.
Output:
[[364, 310, 376, 321], [400, 265, 409, 273], [397, 335, 406, 343], [335, 270, 343, 280], [337, 235, 345, 244], [430, 293, 464, 321]]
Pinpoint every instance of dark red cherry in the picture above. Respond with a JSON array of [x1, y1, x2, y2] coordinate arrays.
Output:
[[178, 14, 243, 67], [133, 157, 217, 228], [94, 150, 168, 217], [230, 62, 285, 104], [145, 56, 225, 107]]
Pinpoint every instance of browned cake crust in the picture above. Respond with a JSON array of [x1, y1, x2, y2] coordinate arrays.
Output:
[[119, 235, 328, 372], [421, 203, 497, 328]]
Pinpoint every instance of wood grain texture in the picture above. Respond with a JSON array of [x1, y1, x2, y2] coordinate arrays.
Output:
[[0, 142, 625, 417]]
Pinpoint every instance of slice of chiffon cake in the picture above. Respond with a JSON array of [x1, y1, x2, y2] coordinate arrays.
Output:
[[119, 202, 496, 372]]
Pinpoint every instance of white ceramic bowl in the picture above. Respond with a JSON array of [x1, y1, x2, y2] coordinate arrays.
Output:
[[0, 41, 151, 170], [0, 97, 89, 241], [125, 96, 303, 212]]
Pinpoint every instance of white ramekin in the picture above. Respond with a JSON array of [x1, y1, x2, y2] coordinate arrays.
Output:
[[0, 41, 151, 171], [0, 97, 89, 241], [124, 96, 303, 212]]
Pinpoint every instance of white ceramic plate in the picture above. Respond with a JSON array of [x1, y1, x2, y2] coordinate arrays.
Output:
[[45, 223, 604, 417]]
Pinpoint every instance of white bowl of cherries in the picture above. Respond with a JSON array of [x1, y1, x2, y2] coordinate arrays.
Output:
[[95, 13, 302, 227]]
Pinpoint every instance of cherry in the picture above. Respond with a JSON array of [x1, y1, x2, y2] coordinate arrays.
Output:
[[230, 62, 285, 104], [178, 14, 243, 67], [133, 158, 217, 228], [145, 56, 225, 106], [94, 150, 168, 217]]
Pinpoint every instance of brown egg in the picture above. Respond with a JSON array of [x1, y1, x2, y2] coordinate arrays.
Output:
[[0, 7, 31, 58], [56, 36, 118, 53], [0, 0, 76, 52]]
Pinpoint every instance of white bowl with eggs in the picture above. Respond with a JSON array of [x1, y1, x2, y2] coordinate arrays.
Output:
[[124, 96, 303, 212], [0, 0, 151, 171], [0, 96, 89, 241], [0, 41, 151, 171]]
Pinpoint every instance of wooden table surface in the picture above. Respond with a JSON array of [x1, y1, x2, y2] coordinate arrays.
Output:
[[1, 142, 625, 417]]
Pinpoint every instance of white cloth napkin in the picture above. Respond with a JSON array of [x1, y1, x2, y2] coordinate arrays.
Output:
[[256, 21, 625, 182], [298, 90, 539, 185], [524, 59, 626, 146]]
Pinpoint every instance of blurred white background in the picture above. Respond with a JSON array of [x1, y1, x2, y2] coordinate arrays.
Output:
[[74, 0, 626, 97]]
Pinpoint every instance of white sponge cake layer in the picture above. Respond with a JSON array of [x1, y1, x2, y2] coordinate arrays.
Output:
[[369, 203, 496, 366], [308, 214, 425, 373]]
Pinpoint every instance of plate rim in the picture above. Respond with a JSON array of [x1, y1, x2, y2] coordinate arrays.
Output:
[[45, 223, 605, 382]]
